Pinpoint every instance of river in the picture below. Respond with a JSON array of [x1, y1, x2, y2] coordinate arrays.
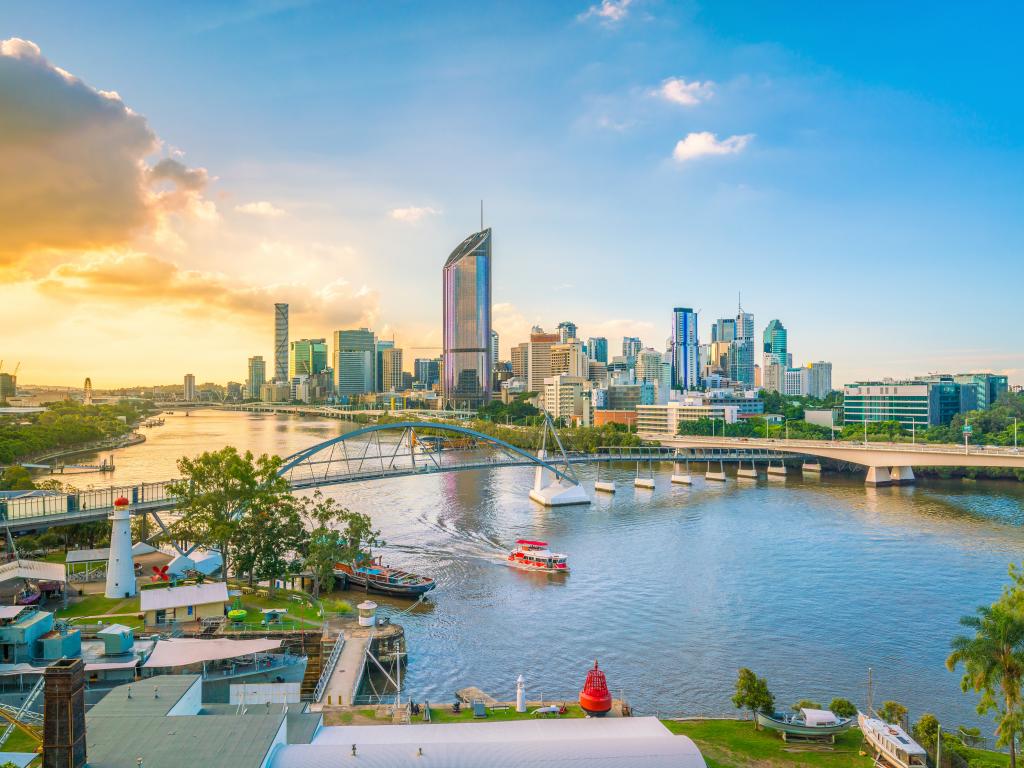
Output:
[[60, 409, 1024, 728]]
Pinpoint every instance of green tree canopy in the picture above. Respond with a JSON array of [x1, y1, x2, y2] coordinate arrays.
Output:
[[295, 490, 378, 599], [829, 697, 857, 718], [732, 667, 775, 724], [792, 699, 822, 712], [879, 700, 908, 727]]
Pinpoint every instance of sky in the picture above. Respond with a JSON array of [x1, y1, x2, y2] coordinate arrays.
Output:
[[2, 0, 1023, 388]]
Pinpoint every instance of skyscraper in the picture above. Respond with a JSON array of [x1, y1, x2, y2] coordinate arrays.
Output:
[[414, 358, 441, 388], [731, 301, 755, 387], [622, 337, 642, 363], [380, 348, 404, 392], [274, 303, 289, 382], [333, 328, 376, 396], [247, 356, 266, 401], [183, 374, 196, 402], [442, 228, 492, 406], [671, 307, 699, 391], [557, 321, 578, 343], [289, 338, 328, 379], [762, 319, 787, 367], [587, 337, 608, 364], [374, 339, 395, 392]]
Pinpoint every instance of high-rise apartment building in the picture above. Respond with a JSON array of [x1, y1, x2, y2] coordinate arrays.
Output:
[[289, 338, 328, 379], [622, 337, 642, 363], [247, 356, 266, 401], [333, 328, 376, 396], [183, 374, 196, 402], [806, 362, 833, 399], [511, 343, 528, 379], [0, 373, 15, 401], [527, 329, 559, 392], [374, 339, 395, 392], [730, 302, 755, 387], [274, 303, 289, 382], [380, 348, 404, 393], [551, 340, 588, 379], [671, 307, 699, 391], [557, 321, 578, 343], [442, 228, 492, 406], [587, 337, 608, 364]]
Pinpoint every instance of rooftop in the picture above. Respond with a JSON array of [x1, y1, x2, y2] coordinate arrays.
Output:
[[139, 581, 228, 611]]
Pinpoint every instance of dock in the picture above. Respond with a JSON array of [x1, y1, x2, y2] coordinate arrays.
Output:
[[311, 620, 404, 710]]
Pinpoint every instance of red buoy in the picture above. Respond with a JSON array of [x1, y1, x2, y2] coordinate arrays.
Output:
[[579, 660, 612, 716]]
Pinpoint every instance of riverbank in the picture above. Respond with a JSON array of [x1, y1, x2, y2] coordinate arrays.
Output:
[[23, 430, 146, 467]]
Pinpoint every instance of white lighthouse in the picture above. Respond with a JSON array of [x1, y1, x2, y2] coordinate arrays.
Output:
[[104, 496, 136, 599]]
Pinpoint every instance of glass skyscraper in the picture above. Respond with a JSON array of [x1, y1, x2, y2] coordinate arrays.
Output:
[[443, 228, 492, 406], [587, 337, 608, 364], [671, 307, 699, 391], [762, 319, 787, 366], [333, 328, 376, 396], [289, 338, 328, 378], [274, 303, 289, 382]]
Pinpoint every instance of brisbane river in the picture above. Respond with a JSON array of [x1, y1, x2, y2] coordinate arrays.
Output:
[[65, 410, 1024, 726]]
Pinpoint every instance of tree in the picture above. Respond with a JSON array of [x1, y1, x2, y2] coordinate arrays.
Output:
[[792, 699, 822, 712], [296, 491, 382, 599], [913, 713, 940, 750], [829, 698, 857, 718], [233, 495, 304, 595], [732, 668, 775, 724], [0, 466, 34, 491], [879, 700, 908, 727], [167, 447, 290, 578]]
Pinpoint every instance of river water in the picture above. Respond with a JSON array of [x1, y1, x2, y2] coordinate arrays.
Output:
[[63, 410, 1024, 727]]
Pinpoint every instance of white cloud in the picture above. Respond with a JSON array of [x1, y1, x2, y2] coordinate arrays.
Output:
[[235, 201, 286, 218], [653, 77, 714, 107], [672, 132, 754, 163], [578, 0, 632, 25], [389, 206, 440, 224]]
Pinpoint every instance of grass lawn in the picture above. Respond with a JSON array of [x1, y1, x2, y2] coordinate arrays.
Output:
[[663, 719, 875, 768], [3, 727, 40, 754], [54, 594, 140, 626]]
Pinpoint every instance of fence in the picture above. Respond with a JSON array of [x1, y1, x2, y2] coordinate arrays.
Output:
[[0, 480, 178, 523]]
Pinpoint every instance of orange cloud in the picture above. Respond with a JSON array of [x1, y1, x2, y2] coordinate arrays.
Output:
[[0, 38, 212, 268]]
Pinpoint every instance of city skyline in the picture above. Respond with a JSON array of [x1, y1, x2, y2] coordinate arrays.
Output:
[[3, 3, 1023, 387]]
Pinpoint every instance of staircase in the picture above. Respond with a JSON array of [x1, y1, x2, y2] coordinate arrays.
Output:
[[301, 638, 333, 700]]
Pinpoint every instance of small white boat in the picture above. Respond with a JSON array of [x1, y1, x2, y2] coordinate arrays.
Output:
[[858, 712, 928, 768], [507, 540, 569, 573]]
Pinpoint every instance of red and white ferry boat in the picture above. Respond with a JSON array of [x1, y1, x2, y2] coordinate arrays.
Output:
[[507, 540, 569, 573]]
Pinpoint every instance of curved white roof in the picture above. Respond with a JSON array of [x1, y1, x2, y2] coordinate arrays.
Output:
[[143, 637, 281, 668]]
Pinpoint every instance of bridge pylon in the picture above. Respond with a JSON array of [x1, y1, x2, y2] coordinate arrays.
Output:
[[528, 413, 590, 507]]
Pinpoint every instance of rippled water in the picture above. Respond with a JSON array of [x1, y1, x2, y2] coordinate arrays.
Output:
[[65, 410, 1024, 726]]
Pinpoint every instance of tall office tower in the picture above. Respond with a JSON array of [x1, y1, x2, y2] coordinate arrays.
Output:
[[289, 338, 328, 379], [587, 337, 608, 364], [374, 339, 395, 391], [380, 348, 404, 392], [491, 330, 500, 368], [526, 329, 560, 391], [510, 342, 528, 378], [805, 361, 833, 399], [414, 358, 441, 388], [247, 356, 266, 401], [183, 374, 196, 402], [557, 321, 578, 343], [622, 336, 642, 363], [671, 307, 699, 391], [711, 317, 736, 343], [729, 300, 755, 387], [274, 303, 289, 382], [333, 328, 376, 396], [762, 319, 787, 368], [442, 228, 492, 406]]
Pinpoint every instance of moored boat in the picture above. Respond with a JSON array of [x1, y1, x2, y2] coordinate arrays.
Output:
[[859, 712, 928, 768], [506, 540, 569, 573], [755, 708, 855, 741], [334, 555, 436, 597]]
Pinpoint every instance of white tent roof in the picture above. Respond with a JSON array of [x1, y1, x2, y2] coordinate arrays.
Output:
[[191, 551, 223, 576], [65, 548, 109, 564], [85, 659, 140, 672], [801, 708, 838, 726], [273, 718, 706, 768], [132, 542, 159, 556], [143, 637, 281, 668], [166, 554, 196, 576], [0, 606, 25, 620], [0, 559, 66, 584], [139, 582, 228, 612]]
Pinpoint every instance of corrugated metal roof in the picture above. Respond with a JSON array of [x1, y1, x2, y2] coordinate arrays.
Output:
[[139, 581, 228, 611]]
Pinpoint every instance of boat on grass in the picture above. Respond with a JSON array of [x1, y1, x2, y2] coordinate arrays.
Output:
[[859, 712, 928, 768], [755, 708, 855, 741], [335, 555, 436, 598], [507, 540, 569, 573]]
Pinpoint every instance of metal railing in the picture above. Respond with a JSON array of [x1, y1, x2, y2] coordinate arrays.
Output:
[[0, 674, 44, 748], [665, 435, 1024, 458], [313, 637, 346, 702]]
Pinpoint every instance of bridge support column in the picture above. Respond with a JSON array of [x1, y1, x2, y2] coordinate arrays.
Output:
[[594, 480, 616, 493], [864, 466, 892, 487], [890, 466, 915, 485], [766, 462, 787, 479], [737, 462, 759, 479], [802, 462, 822, 474], [705, 462, 727, 482], [671, 463, 692, 485], [529, 450, 590, 507]]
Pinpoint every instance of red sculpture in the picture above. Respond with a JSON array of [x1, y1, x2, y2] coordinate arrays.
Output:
[[151, 565, 170, 582], [579, 660, 612, 716]]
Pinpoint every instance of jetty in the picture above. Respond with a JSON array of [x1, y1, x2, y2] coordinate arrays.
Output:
[[311, 619, 404, 709]]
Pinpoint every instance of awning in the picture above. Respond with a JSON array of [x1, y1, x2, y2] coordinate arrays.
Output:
[[143, 638, 282, 669], [0, 559, 66, 584]]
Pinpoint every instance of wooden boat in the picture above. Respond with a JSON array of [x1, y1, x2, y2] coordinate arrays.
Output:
[[507, 540, 569, 573], [335, 555, 436, 597], [755, 708, 855, 741], [858, 712, 928, 768]]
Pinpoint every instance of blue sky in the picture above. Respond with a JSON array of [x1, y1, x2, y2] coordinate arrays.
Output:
[[3, 0, 1022, 386]]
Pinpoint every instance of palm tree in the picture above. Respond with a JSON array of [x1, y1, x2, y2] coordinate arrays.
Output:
[[947, 601, 1024, 768]]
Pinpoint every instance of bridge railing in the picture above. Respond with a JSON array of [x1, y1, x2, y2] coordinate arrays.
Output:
[[666, 435, 1024, 457], [0, 480, 180, 523]]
